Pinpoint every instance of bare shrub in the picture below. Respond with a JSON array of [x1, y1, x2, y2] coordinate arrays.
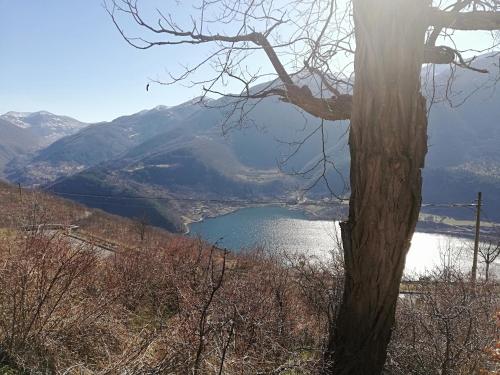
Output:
[[1, 188, 497, 374], [138, 244, 329, 374], [388, 265, 498, 374], [0, 230, 98, 372]]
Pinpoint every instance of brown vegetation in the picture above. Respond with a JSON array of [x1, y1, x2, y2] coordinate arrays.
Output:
[[0, 184, 498, 374], [103, 0, 500, 370], [0, 181, 174, 249], [388, 271, 498, 374]]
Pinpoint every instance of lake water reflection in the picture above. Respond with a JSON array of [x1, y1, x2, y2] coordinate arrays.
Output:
[[189, 206, 496, 277]]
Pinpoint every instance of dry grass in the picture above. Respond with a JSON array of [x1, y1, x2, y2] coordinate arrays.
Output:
[[0, 182, 498, 374]]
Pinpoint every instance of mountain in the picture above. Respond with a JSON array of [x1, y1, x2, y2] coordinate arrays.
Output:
[[6, 54, 500, 229], [422, 54, 500, 220], [37, 97, 344, 230], [0, 111, 87, 176], [0, 118, 38, 173], [6, 102, 206, 186], [1, 111, 87, 147]]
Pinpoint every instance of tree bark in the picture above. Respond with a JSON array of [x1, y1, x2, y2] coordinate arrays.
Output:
[[325, 1, 429, 373]]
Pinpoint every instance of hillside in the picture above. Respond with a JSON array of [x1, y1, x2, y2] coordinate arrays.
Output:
[[0, 180, 175, 248], [422, 54, 500, 219], [0, 180, 497, 375], [6, 101, 206, 186], [0, 118, 38, 174], [5, 54, 500, 228], [0, 111, 87, 177], [9, 96, 349, 229], [1, 111, 87, 147]]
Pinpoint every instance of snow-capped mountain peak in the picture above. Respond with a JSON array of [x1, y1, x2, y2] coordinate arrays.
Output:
[[0, 111, 88, 147]]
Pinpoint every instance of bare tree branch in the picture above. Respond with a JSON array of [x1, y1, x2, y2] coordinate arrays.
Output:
[[428, 9, 500, 30]]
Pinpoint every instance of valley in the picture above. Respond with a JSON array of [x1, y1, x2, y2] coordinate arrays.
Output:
[[1, 55, 500, 232], [2, 2, 500, 374]]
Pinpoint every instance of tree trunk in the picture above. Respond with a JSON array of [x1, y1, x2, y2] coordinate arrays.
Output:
[[325, 1, 430, 373]]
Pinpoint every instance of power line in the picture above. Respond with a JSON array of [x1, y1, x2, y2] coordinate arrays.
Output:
[[46, 190, 483, 209], [46, 190, 325, 206], [478, 206, 500, 234], [421, 203, 475, 208]]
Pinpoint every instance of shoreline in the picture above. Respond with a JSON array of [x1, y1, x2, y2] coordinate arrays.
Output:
[[182, 203, 492, 240], [183, 202, 280, 234]]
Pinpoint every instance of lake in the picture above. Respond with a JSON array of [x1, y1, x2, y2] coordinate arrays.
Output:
[[189, 206, 493, 277]]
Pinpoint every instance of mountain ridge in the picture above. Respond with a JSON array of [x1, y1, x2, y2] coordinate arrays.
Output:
[[4, 54, 500, 230]]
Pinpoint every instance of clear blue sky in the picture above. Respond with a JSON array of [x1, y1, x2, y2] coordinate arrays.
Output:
[[0, 0, 218, 122], [0, 1, 496, 123]]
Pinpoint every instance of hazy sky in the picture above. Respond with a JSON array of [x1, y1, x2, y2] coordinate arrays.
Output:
[[0, 1, 496, 123]]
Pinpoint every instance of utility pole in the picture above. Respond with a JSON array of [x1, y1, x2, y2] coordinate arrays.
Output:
[[471, 191, 482, 287]]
